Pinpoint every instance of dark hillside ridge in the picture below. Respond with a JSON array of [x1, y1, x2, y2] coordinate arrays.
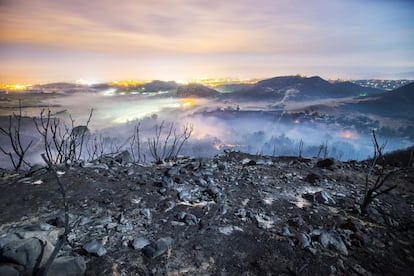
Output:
[[225, 76, 383, 101], [342, 82, 414, 118], [176, 83, 220, 98]]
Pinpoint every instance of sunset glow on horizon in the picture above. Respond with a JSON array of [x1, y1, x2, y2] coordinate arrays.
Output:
[[1, 0, 413, 84]]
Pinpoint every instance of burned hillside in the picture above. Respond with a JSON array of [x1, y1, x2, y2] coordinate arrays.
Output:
[[0, 151, 413, 275]]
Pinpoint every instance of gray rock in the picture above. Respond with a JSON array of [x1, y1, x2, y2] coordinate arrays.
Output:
[[98, 216, 113, 224], [158, 200, 175, 212], [255, 214, 274, 230], [242, 158, 256, 166], [207, 185, 221, 197], [296, 232, 311, 249], [166, 167, 180, 177], [0, 265, 20, 276], [341, 219, 365, 233], [142, 237, 173, 259], [314, 191, 336, 205], [52, 212, 78, 228], [217, 163, 226, 170], [83, 240, 107, 256], [118, 212, 126, 224], [235, 208, 247, 218], [304, 172, 321, 184], [177, 211, 187, 220], [48, 256, 86, 276], [114, 150, 133, 164], [83, 162, 109, 170], [131, 237, 151, 250], [316, 158, 335, 168], [127, 167, 135, 176], [282, 225, 291, 237], [116, 223, 133, 233], [141, 209, 152, 220], [320, 231, 348, 255], [1, 238, 54, 272], [195, 178, 208, 187], [162, 177, 174, 188], [14, 227, 63, 246], [178, 190, 192, 202], [78, 217, 92, 226], [288, 215, 305, 227], [184, 214, 199, 225]]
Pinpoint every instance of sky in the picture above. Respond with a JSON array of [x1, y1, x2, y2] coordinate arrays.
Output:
[[0, 0, 413, 84]]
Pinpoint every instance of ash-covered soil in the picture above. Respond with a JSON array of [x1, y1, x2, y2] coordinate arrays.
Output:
[[0, 152, 413, 275]]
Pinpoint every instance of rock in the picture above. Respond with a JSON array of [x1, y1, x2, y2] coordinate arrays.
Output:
[[98, 216, 113, 224], [141, 209, 152, 220], [177, 211, 187, 220], [116, 223, 133, 233], [118, 212, 126, 224], [184, 214, 199, 225], [166, 166, 180, 177], [303, 191, 336, 206], [16, 229, 62, 246], [158, 200, 175, 212], [235, 208, 247, 218], [50, 212, 78, 228], [83, 163, 109, 170], [314, 191, 336, 205], [162, 177, 174, 188], [0, 265, 20, 276], [195, 178, 208, 187], [341, 219, 365, 233], [127, 167, 135, 176], [282, 225, 291, 237], [207, 185, 221, 197], [304, 172, 321, 184], [142, 237, 173, 259], [217, 163, 226, 171], [48, 256, 86, 276], [114, 150, 133, 164], [131, 237, 151, 250], [1, 238, 54, 273], [255, 214, 274, 230], [316, 158, 335, 168], [78, 217, 92, 226], [83, 240, 107, 256], [242, 158, 256, 166], [296, 232, 311, 249], [320, 231, 348, 255], [218, 225, 244, 235], [288, 215, 305, 227], [352, 263, 369, 275], [178, 190, 192, 202]]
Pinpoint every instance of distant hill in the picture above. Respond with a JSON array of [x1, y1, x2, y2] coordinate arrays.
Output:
[[176, 84, 220, 98], [215, 83, 252, 93], [226, 75, 383, 101], [342, 82, 414, 118], [140, 80, 179, 92]]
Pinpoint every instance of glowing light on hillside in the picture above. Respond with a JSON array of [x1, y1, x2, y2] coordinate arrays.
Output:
[[107, 80, 148, 87], [181, 98, 195, 108], [0, 84, 28, 91], [339, 131, 355, 139], [76, 79, 97, 86]]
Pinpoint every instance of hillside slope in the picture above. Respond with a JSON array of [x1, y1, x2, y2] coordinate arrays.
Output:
[[0, 152, 413, 275]]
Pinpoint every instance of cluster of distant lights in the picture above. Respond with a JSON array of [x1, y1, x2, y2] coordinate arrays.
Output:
[[0, 84, 29, 91]]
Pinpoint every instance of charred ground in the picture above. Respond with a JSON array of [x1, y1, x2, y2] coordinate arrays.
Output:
[[0, 151, 413, 275]]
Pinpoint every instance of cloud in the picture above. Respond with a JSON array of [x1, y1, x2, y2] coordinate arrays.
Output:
[[1, 0, 413, 82]]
